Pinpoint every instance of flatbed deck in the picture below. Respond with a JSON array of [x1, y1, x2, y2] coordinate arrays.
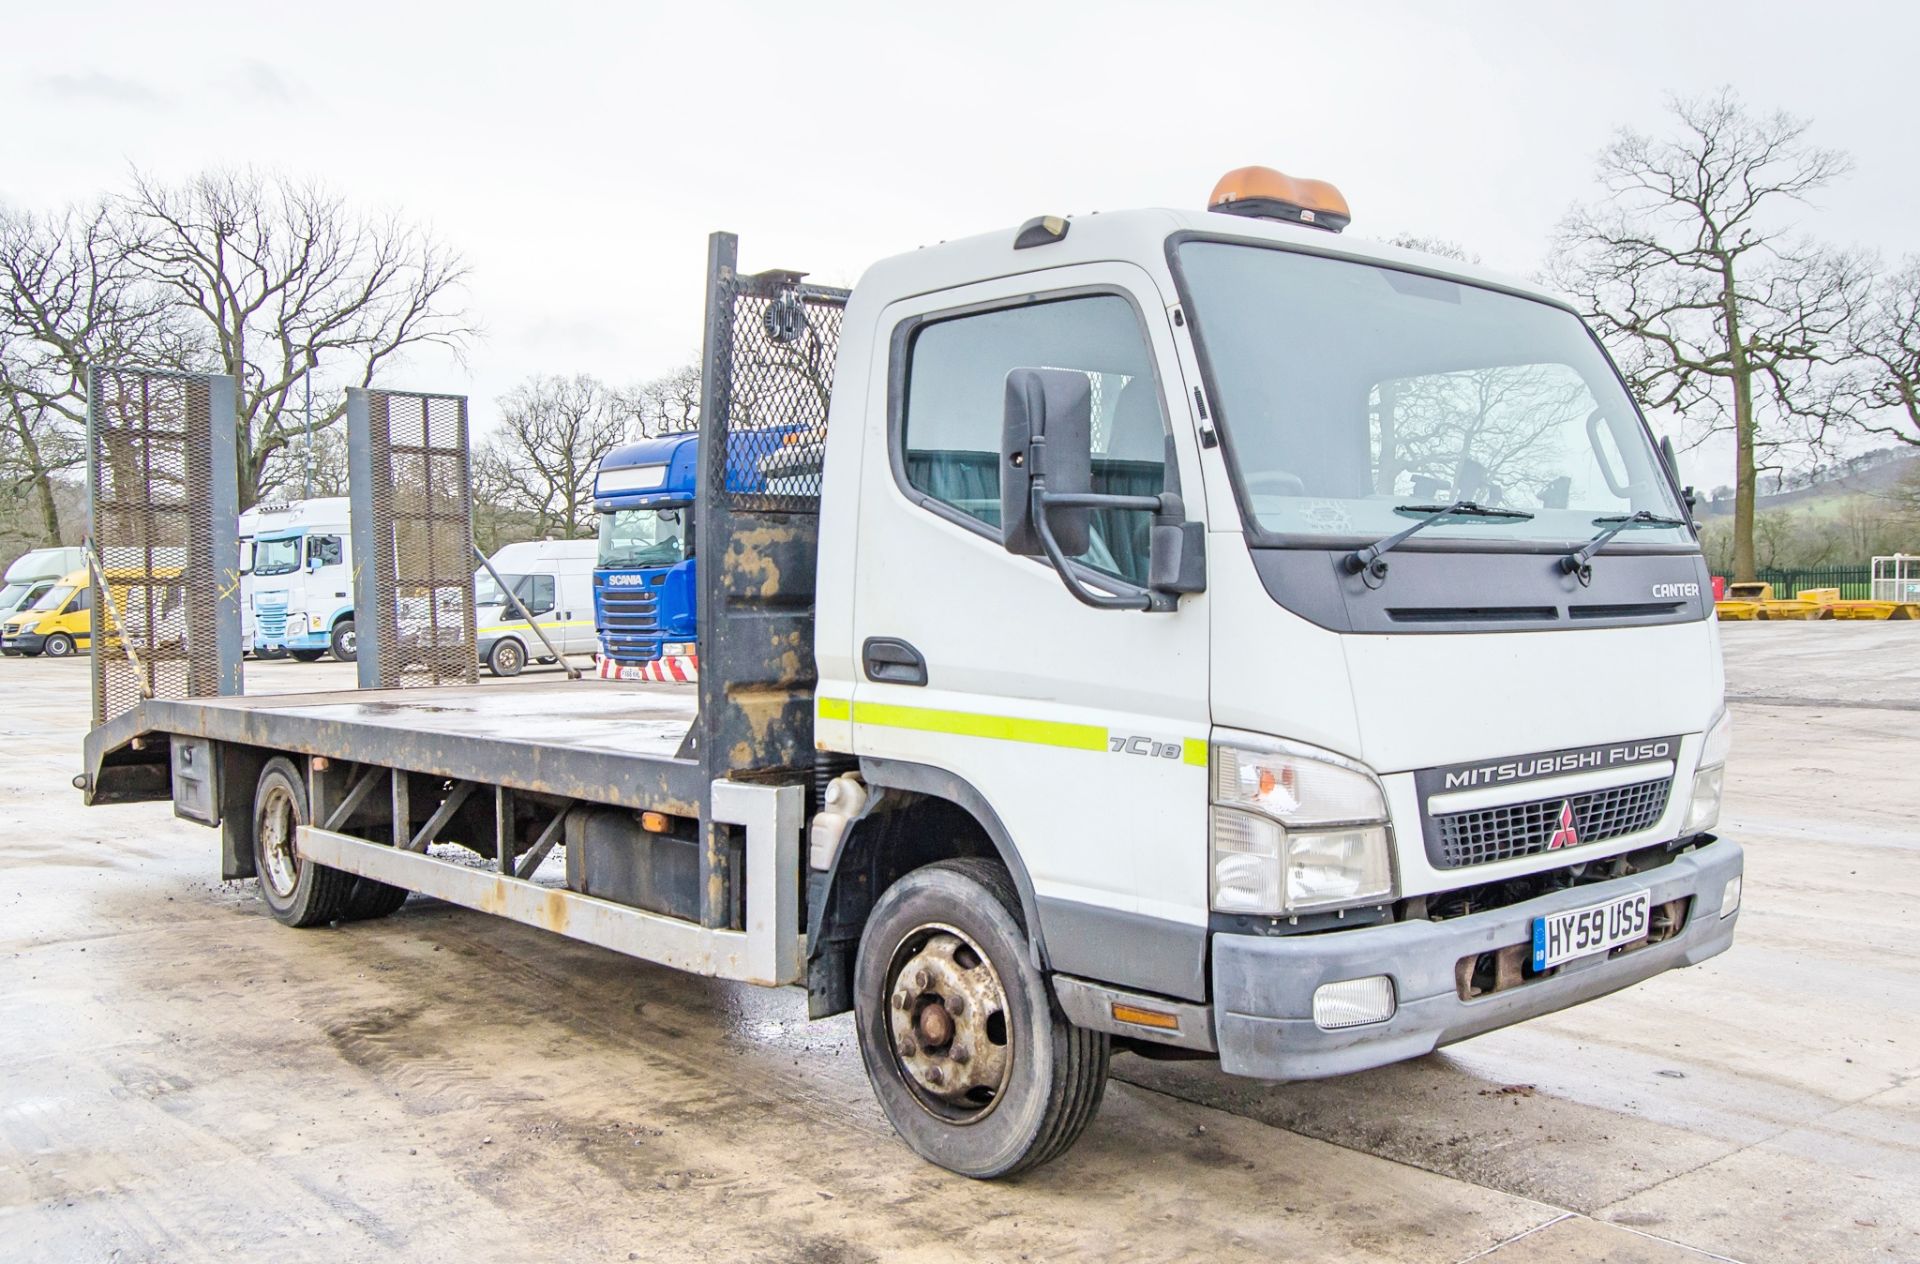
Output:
[[84, 678, 707, 814]]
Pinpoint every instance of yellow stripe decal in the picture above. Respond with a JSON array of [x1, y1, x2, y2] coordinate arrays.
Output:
[[850, 701, 1108, 752], [1183, 740, 1209, 768], [817, 696, 852, 721]]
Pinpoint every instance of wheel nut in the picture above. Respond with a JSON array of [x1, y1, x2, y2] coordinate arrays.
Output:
[[925, 1067, 944, 1086], [898, 1038, 917, 1058], [914, 969, 930, 991], [952, 1043, 972, 1066], [945, 994, 965, 1017], [893, 989, 910, 1011]]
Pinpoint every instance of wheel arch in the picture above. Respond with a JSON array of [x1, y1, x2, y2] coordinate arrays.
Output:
[[805, 755, 1049, 1019]]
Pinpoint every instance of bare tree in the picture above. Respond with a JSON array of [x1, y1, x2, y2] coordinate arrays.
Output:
[[0, 200, 190, 540], [1549, 89, 1869, 580], [477, 374, 634, 538], [119, 169, 474, 507], [625, 360, 701, 437], [1845, 257, 1920, 444]]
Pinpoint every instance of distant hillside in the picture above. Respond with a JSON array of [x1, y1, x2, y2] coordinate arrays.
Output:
[[1701, 447, 1918, 516]]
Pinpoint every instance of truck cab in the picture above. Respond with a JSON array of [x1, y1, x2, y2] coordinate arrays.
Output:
[[246, 498, 355, 662], [592, 434, 699, 679], [805, 174, 1736, 1136]]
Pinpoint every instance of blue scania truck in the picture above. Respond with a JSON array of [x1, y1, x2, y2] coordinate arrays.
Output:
[[592, 433, 701, 679]]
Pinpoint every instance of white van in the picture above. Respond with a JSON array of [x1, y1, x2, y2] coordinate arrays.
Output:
[[0, 547, 86, 624], [475, 539, 598, 676]]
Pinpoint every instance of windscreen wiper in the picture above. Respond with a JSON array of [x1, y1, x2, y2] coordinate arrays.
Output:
[[1560, 510, 1692, 584], [1342, 500, 1533, 586]]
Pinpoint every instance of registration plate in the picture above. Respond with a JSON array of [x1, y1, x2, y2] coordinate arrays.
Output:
[[1532, 890, 1650, 970]]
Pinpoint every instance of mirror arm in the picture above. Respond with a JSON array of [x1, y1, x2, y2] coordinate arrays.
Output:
[[1030, 480, 1152, 612]]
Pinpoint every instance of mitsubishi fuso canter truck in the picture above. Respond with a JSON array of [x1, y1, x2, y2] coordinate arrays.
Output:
[[79, 167, 1741, 1179]]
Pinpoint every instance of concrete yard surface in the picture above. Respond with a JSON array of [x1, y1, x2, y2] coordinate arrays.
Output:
[[2, 628, 1917, 1262]]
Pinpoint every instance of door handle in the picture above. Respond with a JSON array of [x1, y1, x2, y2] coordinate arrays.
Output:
[[862, 637, 928, 687]]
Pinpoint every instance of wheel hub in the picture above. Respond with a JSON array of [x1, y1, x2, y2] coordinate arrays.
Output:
[[888, 928, 1011, 1119], [258, 786, 300, 898]]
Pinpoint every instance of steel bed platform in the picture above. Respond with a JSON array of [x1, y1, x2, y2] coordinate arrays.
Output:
[[82, 679, 707, 815]]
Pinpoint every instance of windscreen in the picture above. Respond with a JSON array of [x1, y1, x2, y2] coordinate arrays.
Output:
[[31, 584, 75, 612], [253, 536, 302, 576], [598, 507, 689, 569], [1177, 242, 1688, 546], [0, 582, 27, 609]]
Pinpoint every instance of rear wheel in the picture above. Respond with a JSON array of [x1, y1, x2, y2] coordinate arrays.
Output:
[[342, 874, 410, 921], [486, 638, 526, 677], [853, 859, 1109, 1179], [251, 757, 355, 927], [44, 633, 75, 658], [330, 620, 357, 663], [289, 648, 326, 663]]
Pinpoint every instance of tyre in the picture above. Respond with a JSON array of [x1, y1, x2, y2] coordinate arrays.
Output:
[[253, 645, 288, 660], [486, 639, 526, 677], [251, 756, 356, 928], [44, 633, 75, 658], [342, 874, 410, 921], [853, 858, 1109, 1179], [289, 648, 326, 663], [329, 620, 357, 663]]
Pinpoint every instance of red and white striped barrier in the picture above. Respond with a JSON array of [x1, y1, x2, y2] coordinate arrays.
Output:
[[596, 653, 699, 683]]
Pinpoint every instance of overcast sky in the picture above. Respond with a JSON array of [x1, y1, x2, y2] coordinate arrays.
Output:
[[9, 1, 1918, 486]]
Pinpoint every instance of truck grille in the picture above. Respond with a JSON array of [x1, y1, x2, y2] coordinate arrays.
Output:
[[255, 610, 288, 638], [1433, 776, 1671, 869], [599, 590, 658, 632]]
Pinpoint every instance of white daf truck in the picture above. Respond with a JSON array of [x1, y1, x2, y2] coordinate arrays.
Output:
[[81, 169, 1740, 1179]]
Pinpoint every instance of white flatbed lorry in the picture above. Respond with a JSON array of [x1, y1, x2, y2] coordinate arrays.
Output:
[[81, 168, 1742, 1177]]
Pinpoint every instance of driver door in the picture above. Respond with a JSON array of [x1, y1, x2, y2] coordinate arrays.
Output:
[[847, 263, 1214, 1000]]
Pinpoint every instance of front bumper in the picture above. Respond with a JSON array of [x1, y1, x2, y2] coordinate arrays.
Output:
[[5, 629, 46, 654], [1212, 837, 1742, 1080]]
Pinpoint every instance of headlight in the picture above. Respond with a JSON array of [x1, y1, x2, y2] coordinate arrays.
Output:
[[1210, 738, 1394, 916], [1683, 709, 1731, 834]]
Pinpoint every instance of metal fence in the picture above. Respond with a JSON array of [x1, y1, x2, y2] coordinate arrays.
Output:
[[85, 367, 241, 727], [346, 388, 477, 689], [1719, 566, 1876, 600]]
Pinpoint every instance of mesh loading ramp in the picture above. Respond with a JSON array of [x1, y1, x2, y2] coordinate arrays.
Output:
[[85, 367, 242, 729], [347, 389, 478, 689]]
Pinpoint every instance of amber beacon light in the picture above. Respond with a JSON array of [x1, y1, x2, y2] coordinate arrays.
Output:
[[1208, 166, 1351, 233]]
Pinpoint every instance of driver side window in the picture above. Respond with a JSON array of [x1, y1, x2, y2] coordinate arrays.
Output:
[[898, 294, 1171, 587], [517, 574, 556, 616]]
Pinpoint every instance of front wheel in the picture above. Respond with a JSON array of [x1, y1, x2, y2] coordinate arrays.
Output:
[[329, 620, 357, 663], [44, 633, 76, 658], [289, 648, 326, 663], [486, 639, 526, 677], [854, 859, 1109, 1179]]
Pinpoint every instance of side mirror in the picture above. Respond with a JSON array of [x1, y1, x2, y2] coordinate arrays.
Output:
[[1658, 435, 1682, 486], [1658, 435, 1698, 521], [1001, 367, 1092, 557]]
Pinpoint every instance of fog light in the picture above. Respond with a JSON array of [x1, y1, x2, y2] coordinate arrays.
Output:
[[1312, 975, 1396, 1030], [1720, 874, 1742, 918], [663, 642, 694, 656]]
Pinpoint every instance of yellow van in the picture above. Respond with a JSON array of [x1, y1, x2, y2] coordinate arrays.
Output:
[[0, 569, 92, 658]]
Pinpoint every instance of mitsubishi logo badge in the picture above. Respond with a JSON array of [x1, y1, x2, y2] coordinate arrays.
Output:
[[1547, 801, 1580, 849]]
